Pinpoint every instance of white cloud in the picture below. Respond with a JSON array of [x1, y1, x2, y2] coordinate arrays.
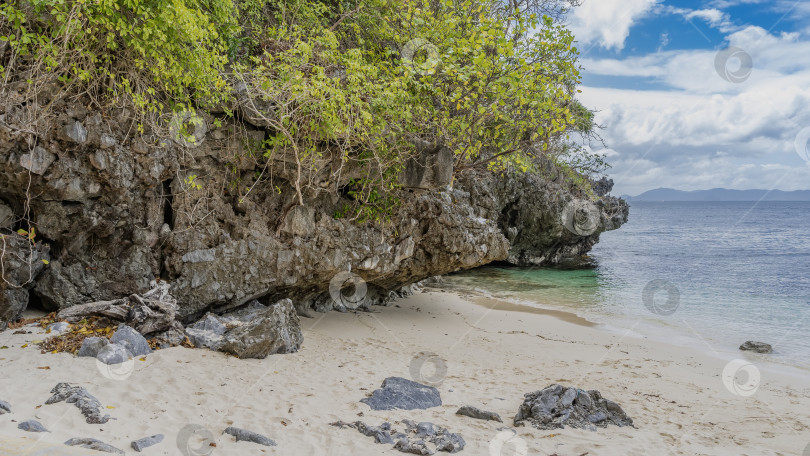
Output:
[[567, 0, 659, 51], [708, 0, 768, 8], [659, 5, 740, 33], [658, 32, 670, 51], [685, 8, 725, 24], [581, 26, 810, 93], [577, 27, 810, 195]]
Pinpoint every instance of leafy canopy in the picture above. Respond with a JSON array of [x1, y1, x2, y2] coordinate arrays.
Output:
[[0, 0, 603, 220]]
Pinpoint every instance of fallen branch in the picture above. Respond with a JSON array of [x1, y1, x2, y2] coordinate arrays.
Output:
[[56, 281, 176, 335]]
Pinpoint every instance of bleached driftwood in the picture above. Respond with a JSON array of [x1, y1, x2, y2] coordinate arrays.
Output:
[[56, 281, 177, 335]]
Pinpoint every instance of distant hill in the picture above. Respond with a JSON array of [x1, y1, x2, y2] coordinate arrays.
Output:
[[628, 188, 810, 202]]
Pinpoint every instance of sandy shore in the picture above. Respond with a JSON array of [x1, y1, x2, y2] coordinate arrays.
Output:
[[1, 290, 809, 455]]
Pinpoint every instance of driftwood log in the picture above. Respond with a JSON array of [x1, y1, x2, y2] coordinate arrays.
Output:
[[56, 282, 176, 335]]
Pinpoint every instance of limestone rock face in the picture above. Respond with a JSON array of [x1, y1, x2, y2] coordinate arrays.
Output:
[[0, 235, 50, 329], [401, 146, 454, 190], [0, 201, 13, 228], [19, 146, 56, 175], [0, 101, 627, 321]]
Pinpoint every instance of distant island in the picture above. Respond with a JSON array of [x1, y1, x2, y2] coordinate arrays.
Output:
[[625, 188, 810, 201]]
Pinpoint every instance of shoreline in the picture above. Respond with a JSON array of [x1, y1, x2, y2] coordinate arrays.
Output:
[[443, 282, 810, 381], [1, 290, 809, 455]]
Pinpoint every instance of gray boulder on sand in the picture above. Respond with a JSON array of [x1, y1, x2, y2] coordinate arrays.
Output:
[[739, 341, 773, 354], [46, 383, 111, 424], [514, 384, 634, 431], [77, 337, 110, 358], [64, 437, 125, 455], [456, 405, 502, 422], [185, 313, 227, 350], [0, 400, 10, 414], [184, 299, 303, 358], [131, 434, 164, 452], [361, 377, 442, 411], [110, 325, 152, 356], [96, 343, 132, 365], [218, 299, 303, 358], [223, 427, 277, 446], [18, 420, 49, 432]]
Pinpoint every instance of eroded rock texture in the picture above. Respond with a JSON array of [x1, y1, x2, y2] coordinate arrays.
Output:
[[514, 384, 634, 431], [0, 100, 627, 323]]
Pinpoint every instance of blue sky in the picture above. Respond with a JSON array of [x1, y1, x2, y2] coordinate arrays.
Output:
[[566, 0, 810, 196]]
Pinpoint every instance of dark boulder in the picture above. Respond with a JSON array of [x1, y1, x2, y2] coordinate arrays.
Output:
[[361, 377, 442, 411]]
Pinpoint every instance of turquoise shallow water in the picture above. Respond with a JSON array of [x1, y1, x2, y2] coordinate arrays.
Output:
[[444, 201, 810, 369]]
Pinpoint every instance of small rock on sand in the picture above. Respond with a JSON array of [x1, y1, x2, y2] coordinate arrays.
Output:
[[47, 321, 70, 332], [64, 438, 124, 455], [456, 405, 502, 422], [18, 420, 48, 432], [739, 341, 773, 354], [131, 434, 164, 452], [224, 427, 277, 446], [0, 400, 10, 414], [331, 419, 465, 454]]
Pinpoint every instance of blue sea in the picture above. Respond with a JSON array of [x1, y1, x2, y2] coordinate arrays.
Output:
[[444, 201, 810, 370]]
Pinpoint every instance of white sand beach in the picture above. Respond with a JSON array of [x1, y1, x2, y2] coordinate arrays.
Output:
[[1, 290, 809, 455]]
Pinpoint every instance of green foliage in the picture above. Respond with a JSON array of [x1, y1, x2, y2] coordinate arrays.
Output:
[[184, 174, 203, 190], [386, 1, 583, 173], [0, 0, 604, 222], [0, 0, 234, 115]]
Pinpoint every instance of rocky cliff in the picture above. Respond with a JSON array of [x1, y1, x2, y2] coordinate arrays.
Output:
[[0, 100, 628, 327]]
